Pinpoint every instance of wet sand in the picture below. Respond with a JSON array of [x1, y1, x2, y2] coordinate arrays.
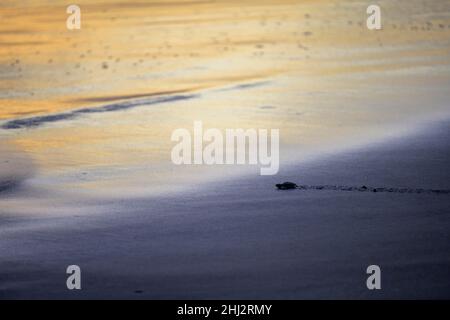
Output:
[[1, 0, 450, 299], [1, 121, 449, 299], [1, 0, 450, 198]]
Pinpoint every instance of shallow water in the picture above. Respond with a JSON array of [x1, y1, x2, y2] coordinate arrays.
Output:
[[1, 0, 450, 213]]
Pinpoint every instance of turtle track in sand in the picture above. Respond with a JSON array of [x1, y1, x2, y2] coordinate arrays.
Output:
[[291, 185, 450, 194]]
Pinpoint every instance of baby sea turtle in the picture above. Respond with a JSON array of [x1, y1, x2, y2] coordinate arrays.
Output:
[[275, 182, 298, 190]]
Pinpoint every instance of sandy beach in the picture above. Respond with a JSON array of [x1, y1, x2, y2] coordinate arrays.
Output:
[[1, 0, 450, 299], [1, 120, 449, 299]]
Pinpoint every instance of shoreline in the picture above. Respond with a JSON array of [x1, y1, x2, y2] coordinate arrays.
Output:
[[1, 120, 449, 299], [1, 0, 450, 300]]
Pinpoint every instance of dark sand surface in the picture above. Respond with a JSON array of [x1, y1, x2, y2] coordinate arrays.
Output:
[[1, 122, 449, 299]]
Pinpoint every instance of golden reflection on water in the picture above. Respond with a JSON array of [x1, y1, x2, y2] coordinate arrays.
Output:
[[1, 0, 450, 198]]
